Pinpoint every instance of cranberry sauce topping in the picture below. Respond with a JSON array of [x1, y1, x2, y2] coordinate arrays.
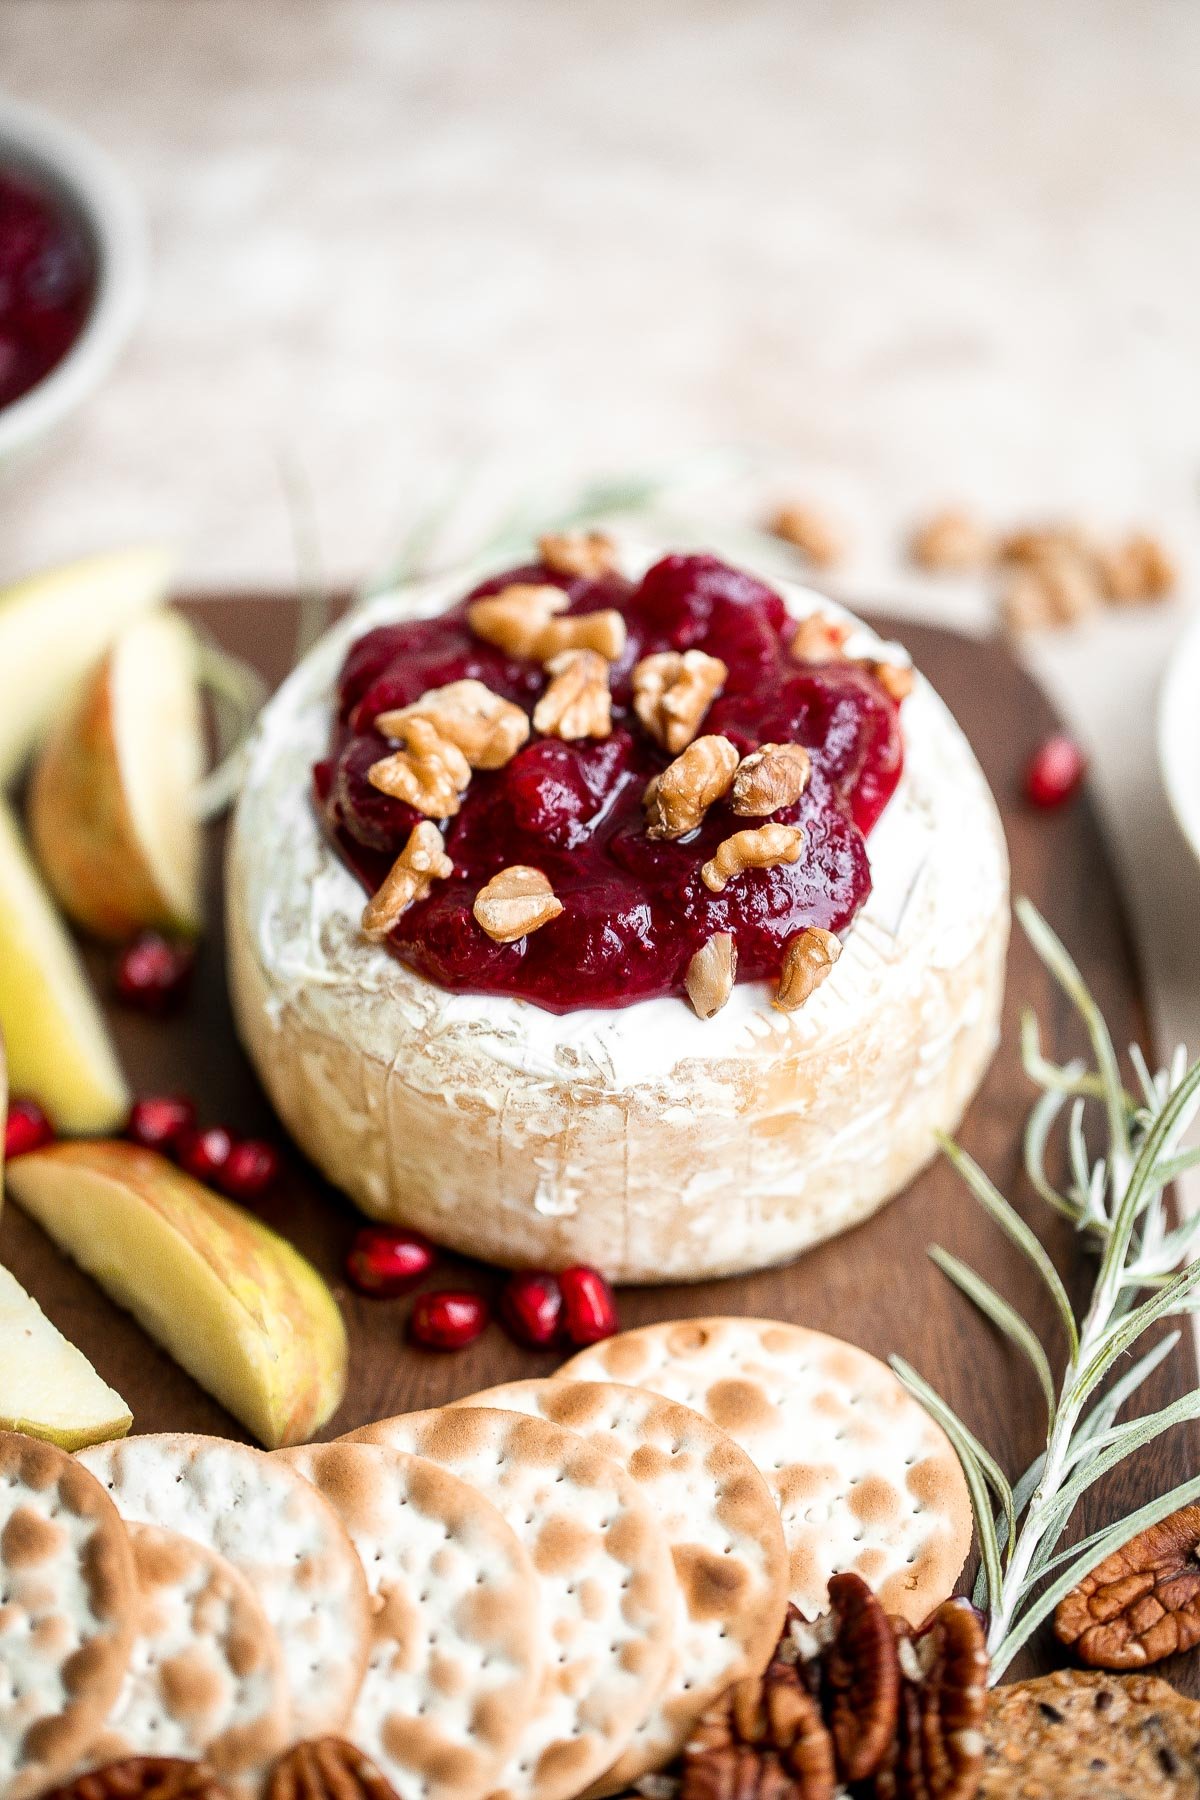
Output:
[[0, 169, 95, 412], [317, 553, 904, 1012]]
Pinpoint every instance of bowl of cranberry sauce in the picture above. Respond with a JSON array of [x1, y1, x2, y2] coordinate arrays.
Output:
[[318, 551, 907, 1014], [0, 98, 146, 462]]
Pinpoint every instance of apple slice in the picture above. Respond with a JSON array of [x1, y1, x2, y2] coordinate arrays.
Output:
[[0, 1260, 132, 1448], [0, 797, 129, 1134], [29, 609, 205, 941], [0, 546, 172, 787], [5, 1140, 348, 1449]]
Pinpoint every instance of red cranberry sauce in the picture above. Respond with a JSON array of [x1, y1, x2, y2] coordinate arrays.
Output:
[[317, 553, 904, 1011], [0, 169, 95, 411]]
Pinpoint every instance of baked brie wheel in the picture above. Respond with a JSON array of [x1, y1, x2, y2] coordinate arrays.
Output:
[[227, 544, 1009, 1283]]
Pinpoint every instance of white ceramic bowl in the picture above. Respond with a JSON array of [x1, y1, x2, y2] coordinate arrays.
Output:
[[1158, 608, 1200, 866], [0, 96, 147, 465]]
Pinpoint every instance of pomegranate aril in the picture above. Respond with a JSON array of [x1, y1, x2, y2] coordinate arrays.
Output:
[[345, 1227, 437, 1297], [558, 1265, 618, 1346], [409, 1290, 489, 1351], [114, 933, 195, 1012], [1025, 734, 1086, 809], [127, 1095, 196, 1152], [5, 1097, 53, 1160], [500, 1270, 563, 1347], [219, 1139, 281, 1201], [176, 1125, 234, 1185]]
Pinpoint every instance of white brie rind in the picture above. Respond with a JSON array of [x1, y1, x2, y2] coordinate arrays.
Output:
[[226, 555, 1010, 1283]]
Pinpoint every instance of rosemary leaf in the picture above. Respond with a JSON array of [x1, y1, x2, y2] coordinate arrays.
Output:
[[929, 1247, 1056, 1419], [890, 1358, 1012, 1597]]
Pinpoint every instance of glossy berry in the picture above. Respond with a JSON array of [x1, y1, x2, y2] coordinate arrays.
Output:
[[114, 933, 195, 1012], [1024, 734, 1086, 809], [409, 1290, 489, 1351], [499, 1270, 563, 1347], [176, 1125, 234, 1185], [558, 1265, 618, 1346], [219, 1139, 281, 1201], [4, 1098, 53, 1161], [126, 1095, 196, 1152], [345, 1227, 437, 1298]]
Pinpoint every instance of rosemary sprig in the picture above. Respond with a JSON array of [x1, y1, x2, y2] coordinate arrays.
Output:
[[895, 898, 1200, 1683]]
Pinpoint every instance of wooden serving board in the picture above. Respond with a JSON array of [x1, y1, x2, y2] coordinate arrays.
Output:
[[3, 595, 1195, 1687]]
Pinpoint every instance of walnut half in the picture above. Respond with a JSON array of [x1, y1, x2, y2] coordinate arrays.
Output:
[[467, 583, 626, 662], [473, 866, 564, 943], [774, 927, 840, 1012], [361, 822, 453, 938], [368, 718, 472, 818], [633, 650, 728, 753], [731, 743, 811, 816], [644, 735, 739, 840], [701, 824, 803, 894], [685, 933, 738, 1020], [375, 679, 529, 772], [533, 649, 612, 740], [538, 529, 619, 580]]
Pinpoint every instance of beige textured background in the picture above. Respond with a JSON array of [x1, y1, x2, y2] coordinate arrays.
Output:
[[3, 0, 1200, 1143]]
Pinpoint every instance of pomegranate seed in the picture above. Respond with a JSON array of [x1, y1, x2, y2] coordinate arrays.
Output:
[[176, 1125, 234, 1185], [500, 1270, 563, 1347], [345, 1227, 437, 1298], [5, 1098, 53, 1161], [559, 1265, 618, 1346], [127, 1095, 196, 1152], [409, 1290, 489, 1351], [114, 932, 195, 1012], [219, 1139, 282, 1201], [1024, 734, 1086, 809]]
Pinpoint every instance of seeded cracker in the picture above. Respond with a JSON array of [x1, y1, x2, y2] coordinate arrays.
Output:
[[982, 1670, 1200, 1799]]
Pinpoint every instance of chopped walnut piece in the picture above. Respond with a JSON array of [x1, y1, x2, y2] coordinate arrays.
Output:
[[999, 523, 1093, 568], [466, 583, 570, 657], [538, 529, 619, 580], [361, 822, 453, 938], [368, 717, 472, 818], [1001, 554, 1101, 634], [789, 613, 850, 663], [644, 735, 739, 840], [701, 824, 804, 893], [542, 608, 627, 661], [473, 865, 564, 943], [909, 507, 993, 574], [868, 662, 915, 703], [1095, 531, 1176, 605], [633, 650, 728, 753], [533, 649, 612, 740], [774, 927, 841, 1012], [685, 933, 738, 1020], [731, 743, 811, 817], [767, 502, 844, 568], [376, 679, 530, 771]]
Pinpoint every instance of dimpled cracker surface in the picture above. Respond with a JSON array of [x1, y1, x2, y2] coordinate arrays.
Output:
[[456, 1379, 789, 1793], [281, 1442, 542, 1800], [343, 1407, 677, 1800], [982, 1671, 1200, 1800], [77, 1434, 370, 1739], [81, 1523, 289, 1795], [0, 1431, 136, 1800], [560, 1318, 971, 1624]]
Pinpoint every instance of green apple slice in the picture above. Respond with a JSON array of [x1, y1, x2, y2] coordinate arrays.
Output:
[[0, 546, 172, 786], [0, 797, 130, 1133], [5, 1141, 348, 1449], [0, 1260, 132, 1448]]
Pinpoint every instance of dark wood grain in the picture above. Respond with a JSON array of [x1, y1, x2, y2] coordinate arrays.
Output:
[[2, 594, 1195, 1689]]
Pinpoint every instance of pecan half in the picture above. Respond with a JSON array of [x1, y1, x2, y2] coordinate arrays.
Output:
[[702, 824, 804, 894], [644, 735, 739, 840], [685, 933, 738, 1020], [633, 650, 728, 753], [773, 927, 840, 1012], [824, 1571, 901, 1784], [789, 614, 850, 663], [731, 743, 811, 817], [533, 649, 612, 740], [538, 529, 619, 580], [42, 1762, 229, 1800], [767, 503, 843, 569], [466, 583, 570, 657], [368, 717, 471, 818], [361, 822, 453, 937], [682, 1665, 838, 1800], [873, 1601, 988, 1800], [1054, 1502, 1200, 1669], [375, 679, 529, 771], [267, 1738, 400, 1800], [473, 866, 563, 942]]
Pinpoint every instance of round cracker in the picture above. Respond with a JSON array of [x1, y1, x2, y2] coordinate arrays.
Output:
[[77, 1434, 370, 1738], [456, 1379, 789, 1793], [343, 1407, 676, 1800], [82, 1523, 289, 1794], [280, 1441, 542, 1800], [0, 1430, 136, 1800], [560, 1317, 972, 1624]]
